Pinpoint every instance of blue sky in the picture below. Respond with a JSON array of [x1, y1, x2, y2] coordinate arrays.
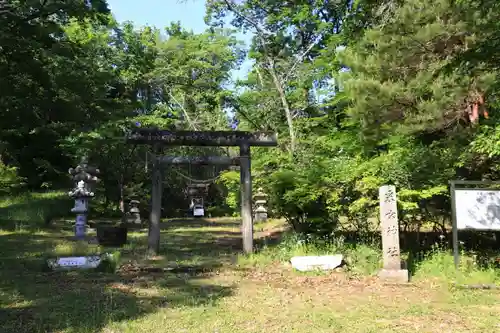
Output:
[[107, 0, 208, 34], [107, 0, 253, 80]]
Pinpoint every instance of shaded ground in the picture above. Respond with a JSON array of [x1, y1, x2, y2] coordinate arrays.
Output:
[[0, 218, 499, 333], [0, 218, 284, 333]]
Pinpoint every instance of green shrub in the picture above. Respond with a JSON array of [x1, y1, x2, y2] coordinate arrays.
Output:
[[0, 161, 26, 194], [96, 251, 121, 273]]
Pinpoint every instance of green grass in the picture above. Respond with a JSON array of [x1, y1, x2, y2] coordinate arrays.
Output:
[[0, 191, 70, 228], [410, 243, 500, 286], [0, 193, 499, 332], [239, 232, 383, 276]]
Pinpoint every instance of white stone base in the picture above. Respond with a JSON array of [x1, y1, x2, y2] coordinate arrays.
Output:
[[378, 268, 409, 283], [290, 255, 343, 272]]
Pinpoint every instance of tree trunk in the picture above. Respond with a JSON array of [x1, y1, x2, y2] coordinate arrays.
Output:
[[220, 0, 296, 154], [267, 60, 296, 153]]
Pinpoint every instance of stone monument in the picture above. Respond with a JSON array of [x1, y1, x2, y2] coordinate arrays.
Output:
[[378, 185, 409, 283], [253, 188, 268, 222]]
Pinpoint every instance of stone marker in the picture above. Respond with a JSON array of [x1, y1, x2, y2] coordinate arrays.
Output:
[[46, 255, 102, 270], [290, 255, 343, 272], [378, 185, 409, 283]]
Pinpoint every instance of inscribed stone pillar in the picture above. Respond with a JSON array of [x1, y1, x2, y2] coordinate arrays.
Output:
[[378, 185, 409, 283]]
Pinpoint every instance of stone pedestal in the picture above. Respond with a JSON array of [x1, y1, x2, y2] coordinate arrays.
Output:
[[75, 213, 87, 239], [378, 185, 409, 283], [378, 268, 409, 283]]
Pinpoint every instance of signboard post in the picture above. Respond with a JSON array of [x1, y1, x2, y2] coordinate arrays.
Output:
[[450, 180, 500, 268]]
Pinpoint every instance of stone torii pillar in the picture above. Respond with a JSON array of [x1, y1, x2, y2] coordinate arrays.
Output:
[[239, 142, 252, 252]]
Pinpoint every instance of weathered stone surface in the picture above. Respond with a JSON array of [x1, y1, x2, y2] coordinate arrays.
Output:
[[254, 211, 268, 223], [379, 185, 402, 270], [74, 214, 86, 240], [127, 129, 278, 147], [378, 269, 409, 283], [378, 185, 409, 283], [290, 255, 343, 272]]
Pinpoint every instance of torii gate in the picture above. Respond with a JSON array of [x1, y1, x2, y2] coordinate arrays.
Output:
[[126, 129, 278, 254]]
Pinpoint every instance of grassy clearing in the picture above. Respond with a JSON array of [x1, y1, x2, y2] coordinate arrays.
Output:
[[0, 194, 499, 333], [0, 191, 69, 228]]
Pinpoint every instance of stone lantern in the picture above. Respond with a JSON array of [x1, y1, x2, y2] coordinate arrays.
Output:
[[253, 188, 268, 222], [128, 199, 142, 225], [68, 158, 99, 240]]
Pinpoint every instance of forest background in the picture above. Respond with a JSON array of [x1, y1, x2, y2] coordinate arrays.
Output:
[[2, 0, 500, 236]]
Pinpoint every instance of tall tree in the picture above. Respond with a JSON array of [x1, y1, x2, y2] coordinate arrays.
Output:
[[0, 0, 111, 186], [339, 0, 497, 141]]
